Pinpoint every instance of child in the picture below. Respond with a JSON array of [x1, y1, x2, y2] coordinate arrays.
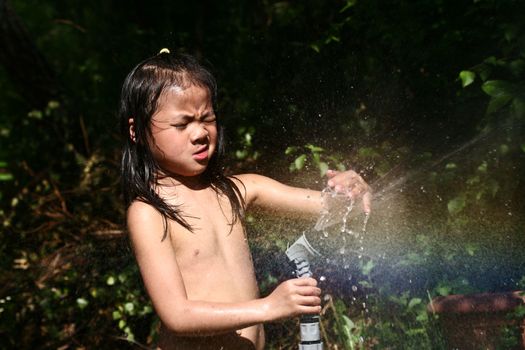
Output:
[[119, 50, 371, 350]]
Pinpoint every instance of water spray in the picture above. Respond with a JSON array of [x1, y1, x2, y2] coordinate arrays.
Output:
[[286, 233, 323, 350], [284, 187, 370, 349]]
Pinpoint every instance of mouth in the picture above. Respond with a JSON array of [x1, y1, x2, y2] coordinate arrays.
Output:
[[192, 145, 209, 161]]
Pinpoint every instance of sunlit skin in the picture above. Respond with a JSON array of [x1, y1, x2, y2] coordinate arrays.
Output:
[[127, 85, 371, 349]]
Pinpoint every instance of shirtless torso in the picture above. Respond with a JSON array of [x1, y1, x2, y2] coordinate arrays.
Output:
[[128, 174, 331, 350], [156, 178, 263, 349]]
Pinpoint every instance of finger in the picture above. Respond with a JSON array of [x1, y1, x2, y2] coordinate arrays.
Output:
[[298, 305, 322, 315], [297, 286, 322, 297], [298, 295, 321, 306], [326, 169, 339, 187], [329, 171, 360, 190], [349, 184, 366, 199], [325, 169, 338, 178], [293, 277, 318, 287], [362, 190, 372, 214]]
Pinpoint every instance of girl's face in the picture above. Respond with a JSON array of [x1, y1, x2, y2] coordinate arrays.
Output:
[[148, 84, 217, 177]]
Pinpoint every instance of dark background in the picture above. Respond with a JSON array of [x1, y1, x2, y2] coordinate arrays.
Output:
[[1, 0, 524, 348]]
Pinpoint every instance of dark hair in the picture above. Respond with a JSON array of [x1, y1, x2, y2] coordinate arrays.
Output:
[[119, 51, 245, 239]]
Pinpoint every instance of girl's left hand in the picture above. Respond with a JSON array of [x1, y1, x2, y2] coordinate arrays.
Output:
[[326, 169, 372, 213]]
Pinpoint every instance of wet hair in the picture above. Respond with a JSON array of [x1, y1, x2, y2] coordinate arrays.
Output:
[[119, 51, 245, 239]]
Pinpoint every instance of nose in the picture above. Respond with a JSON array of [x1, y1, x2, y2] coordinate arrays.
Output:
[[190, 123, 209, 143]]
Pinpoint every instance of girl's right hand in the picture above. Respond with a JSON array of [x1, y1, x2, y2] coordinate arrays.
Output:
[[263, 277, 321, 321]]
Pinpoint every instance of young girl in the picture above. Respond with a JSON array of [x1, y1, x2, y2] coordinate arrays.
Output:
[[119, 50, 371, 350]]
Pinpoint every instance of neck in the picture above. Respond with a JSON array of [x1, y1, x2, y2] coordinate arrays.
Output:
[[156, 171, 211, 191]]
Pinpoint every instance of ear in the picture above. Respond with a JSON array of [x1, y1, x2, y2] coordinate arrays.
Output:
[[128, 118, 136, 143]]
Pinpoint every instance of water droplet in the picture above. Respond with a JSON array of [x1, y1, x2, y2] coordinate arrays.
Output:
[[352, 285, 358, 292]]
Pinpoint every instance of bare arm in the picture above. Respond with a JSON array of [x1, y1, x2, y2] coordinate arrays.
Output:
[[237, 170, 371, 216], [127, 201, 321, 336], [236, 173, 323, 216]]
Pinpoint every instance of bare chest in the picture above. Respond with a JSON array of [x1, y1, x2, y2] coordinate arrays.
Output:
[[171, 191, 243, 255]]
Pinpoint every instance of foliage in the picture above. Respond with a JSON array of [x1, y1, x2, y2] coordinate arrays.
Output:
[[1, 0, 524, 349]]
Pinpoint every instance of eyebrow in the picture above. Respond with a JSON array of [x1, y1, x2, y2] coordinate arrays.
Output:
[[173, 115, 194, 121], [173, 111, 214, 121]]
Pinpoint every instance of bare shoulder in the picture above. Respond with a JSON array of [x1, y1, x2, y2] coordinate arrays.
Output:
[[126, 200, 166, 242]]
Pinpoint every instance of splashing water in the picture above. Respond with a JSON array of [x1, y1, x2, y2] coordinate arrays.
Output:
[[311, 187, 371, 260], [315, 187, 370, 235]]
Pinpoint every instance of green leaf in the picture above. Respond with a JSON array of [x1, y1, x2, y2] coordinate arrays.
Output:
[[459, 70, 475, 87], [285, 146, 297, 155], [0, 173, 13, 181], [310, 43, 320, 53], [244, 132, 252, 144], [318, 162, 329, 177], [358, 147, 380, 158], [361, 259, 375, 276], [112, 310, 122, 320], [416, 311, 429, 322], [27, 110, 43, 119], [235, 149, 247, 160], [408, 298, 422, 309], [47, 100, 60, 110], [76, 297, 88, 309], [124, 302, 134, 313], [358, 280, 372, 288], [436, 285, 452, 296], [306, 144, 324, 153], [481, 80, 515, 98], [294, 154, 307, 170], [336, 163, 346, 172], [447, 196, 466, 215], [477, 161, 487, 173], [118, 273, 127, 283], [465, 243, 477, 256], [340, 0, 357, 13], [342, 315, 355, 330], [106, 276, 115, 286], [486, 95, 512, 114]]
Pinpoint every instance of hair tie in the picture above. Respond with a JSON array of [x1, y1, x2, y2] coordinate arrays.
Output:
[[159, 48, 170, 54]]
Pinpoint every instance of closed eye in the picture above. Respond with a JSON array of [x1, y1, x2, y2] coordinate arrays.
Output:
[[202, 114, 216, 123], [171, 123, 188, 130]]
